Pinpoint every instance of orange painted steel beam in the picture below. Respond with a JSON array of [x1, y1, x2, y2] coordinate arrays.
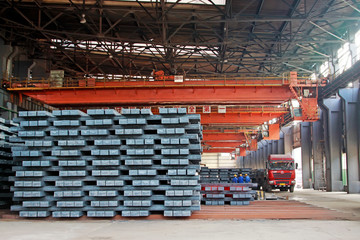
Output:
[[15, 86, 293, 106], [9, 78, 289, 90], [203, 129, 258, 134], [130, 105, 288, 115], [203, 142, 243, 148], [203, 133, 245, 141], [197, 106, 288, 114], [200, 112, 285, 125], [93, 79, 288, 87], [203, 148, 235, 153], [95, 80, 288, 87]]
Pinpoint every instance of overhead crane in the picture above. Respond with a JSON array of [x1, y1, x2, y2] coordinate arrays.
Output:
[[7, 79, 293, 105], [5, 72, 322, 154]]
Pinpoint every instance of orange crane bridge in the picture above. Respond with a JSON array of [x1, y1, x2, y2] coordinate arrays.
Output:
[[7, 72, 321, 154]]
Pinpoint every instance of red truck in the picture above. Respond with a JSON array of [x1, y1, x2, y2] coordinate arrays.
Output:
[[253, 154, 297, 192]]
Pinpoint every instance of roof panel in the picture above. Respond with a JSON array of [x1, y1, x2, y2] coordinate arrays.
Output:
[[0, 0, 358, 77]]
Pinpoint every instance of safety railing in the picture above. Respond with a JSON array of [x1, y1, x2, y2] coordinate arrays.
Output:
[[0, 89, 56, 113], [148, 105, 289, 115], [333, 54, 359, 79], [3, 74, 309, 90], [317, 54, 359, 86]]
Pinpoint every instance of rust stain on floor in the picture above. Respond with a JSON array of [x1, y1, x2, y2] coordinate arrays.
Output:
[[189, 201, 353, 220], [0, 200, 354, 221]]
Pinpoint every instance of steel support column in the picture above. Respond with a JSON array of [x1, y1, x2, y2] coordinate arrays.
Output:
[[339, 88, 360, 193], [301, 122, 312, 188], [312, 114, 325, 190], [322, 98, 344, 191]]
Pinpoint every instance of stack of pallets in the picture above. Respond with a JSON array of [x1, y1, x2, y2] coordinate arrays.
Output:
[[10, 108, 202, 217]]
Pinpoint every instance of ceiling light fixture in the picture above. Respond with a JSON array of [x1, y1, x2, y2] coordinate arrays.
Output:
[[80, 14, 86, 24]]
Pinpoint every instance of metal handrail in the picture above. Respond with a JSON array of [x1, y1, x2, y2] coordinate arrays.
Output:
[[4, 74, 307, 90]]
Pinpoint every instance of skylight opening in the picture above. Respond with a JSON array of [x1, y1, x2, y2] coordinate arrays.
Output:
[[310, 73, 317, 81], [50, 39, 218, 58], [88, 73, 150, 80], [337, 42, 352, 74], [355, 29, 360, 61], [125, 0, 225, 5], [319, 61, 330, 77]]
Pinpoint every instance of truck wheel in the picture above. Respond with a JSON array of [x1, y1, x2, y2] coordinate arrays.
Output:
[[266, 185, 272, 192], [290, 186, 294, 192]]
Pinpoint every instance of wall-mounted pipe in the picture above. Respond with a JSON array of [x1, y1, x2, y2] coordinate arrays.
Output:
[[28, 61, 36, 79], [5, 46, 18, 79]]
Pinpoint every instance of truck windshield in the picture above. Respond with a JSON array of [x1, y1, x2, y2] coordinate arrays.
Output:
[[268, 161, 294, 170]]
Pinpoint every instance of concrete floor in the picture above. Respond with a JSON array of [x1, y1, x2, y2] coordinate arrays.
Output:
[[1, 189, 359, 240], [1, 220, 360, 240], [279, 189, 360, 220]]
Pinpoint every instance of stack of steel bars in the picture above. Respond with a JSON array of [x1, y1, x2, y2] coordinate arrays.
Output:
[[201, 183, 257, 205], [0, 117, 20, 208], [200, 167, 241, 183], [10, 108, 202, 218]]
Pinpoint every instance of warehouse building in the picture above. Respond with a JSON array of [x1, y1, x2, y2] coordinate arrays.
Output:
[[0, 0, 360, 239]]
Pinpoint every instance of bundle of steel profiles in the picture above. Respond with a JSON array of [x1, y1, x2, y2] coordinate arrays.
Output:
[[201, 183, 257, 205], [10, 108, 202, 218], [0, 117, 21, 208]]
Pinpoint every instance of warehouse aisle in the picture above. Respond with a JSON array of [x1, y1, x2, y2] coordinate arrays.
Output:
[[277, 189, 360, 220], [0, 219, 359, 240], [1, 189, 360, 239]]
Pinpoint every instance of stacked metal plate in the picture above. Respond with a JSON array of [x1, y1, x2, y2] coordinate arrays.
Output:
[[0, 118, 20, 207], [201, 183, 257, 205], [10, 108, 202, 218], [200, 168, 241, 183]]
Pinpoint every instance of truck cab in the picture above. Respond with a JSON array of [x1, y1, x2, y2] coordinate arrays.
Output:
[[265, 154, 297, 192]]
